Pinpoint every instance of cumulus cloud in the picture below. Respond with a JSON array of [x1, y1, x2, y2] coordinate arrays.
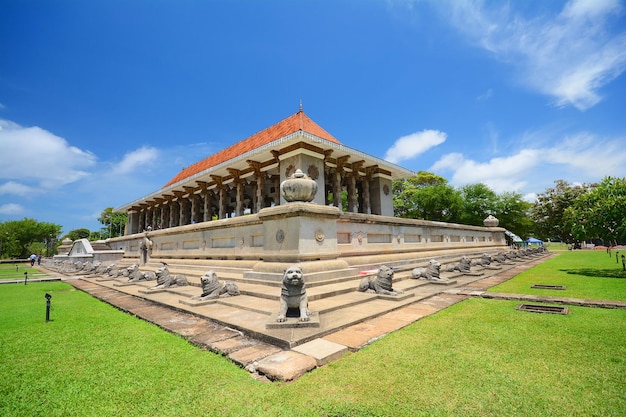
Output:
[[384, 129, 447, 164], [0, 181, 35, 196], [112, 146, 159, 175], [430, 131, 626, 193], [0, 203, 25, 215], [445, 0, 626, 110], [0, 119, 96, 188]]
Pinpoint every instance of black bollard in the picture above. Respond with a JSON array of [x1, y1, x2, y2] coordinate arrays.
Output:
[[622, 255, 625, 272], [617, 251, 620, 264], [45, 293, 52, 322], [24, 271, 28, 285]]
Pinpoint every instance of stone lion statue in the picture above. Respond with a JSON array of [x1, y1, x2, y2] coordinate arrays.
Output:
[[277, 265, 310, 322], [151, 265, 188, 289], [125, 264, 155, 282], [473, 253, 501, 270], [411, 259, 443, 281], [358, 265, 403, 295], [105, 264, 120, 278], [445, 256, 472, 273], [192, 270, 240, 300]]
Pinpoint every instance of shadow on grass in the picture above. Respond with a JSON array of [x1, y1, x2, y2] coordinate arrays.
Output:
[[560, 268, 626, 279]]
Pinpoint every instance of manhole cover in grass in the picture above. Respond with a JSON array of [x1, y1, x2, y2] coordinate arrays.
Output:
[[516, 304, 569, 314], [531, 284, 566, 290]]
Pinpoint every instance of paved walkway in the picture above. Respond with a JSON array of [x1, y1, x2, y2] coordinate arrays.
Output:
[[16, 258, 626, 382]]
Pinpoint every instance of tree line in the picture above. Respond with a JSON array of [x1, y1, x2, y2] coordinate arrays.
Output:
[[393, 172, 626, 246], [1, 174, 624, 259]]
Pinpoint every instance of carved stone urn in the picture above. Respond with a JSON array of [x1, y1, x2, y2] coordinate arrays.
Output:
[[280, 169, 318, 202], [483, 215, 499, 227]]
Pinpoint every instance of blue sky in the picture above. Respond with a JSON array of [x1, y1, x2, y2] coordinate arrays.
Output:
[[1, 0, 625, 235]]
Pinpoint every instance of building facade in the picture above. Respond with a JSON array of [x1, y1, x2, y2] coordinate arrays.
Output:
[[117, 108, 415, 234]]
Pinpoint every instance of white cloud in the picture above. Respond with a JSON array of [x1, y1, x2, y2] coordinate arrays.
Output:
[[445, 0, 626, 110], [430, 131, 626, 193], [0, 119, 96, 188], [431, 149, 539, 193], [112, 146, 159, 175], [384, 129, 447, 164], [0, 181, 35, 196], [0, 203, 25, 215]]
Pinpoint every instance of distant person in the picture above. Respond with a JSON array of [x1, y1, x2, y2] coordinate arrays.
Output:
[[37, 254, 42, 265], [29, 254, 36, 266]]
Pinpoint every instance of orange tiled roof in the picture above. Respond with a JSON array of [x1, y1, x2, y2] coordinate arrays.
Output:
[[163, 110, 341, 188]]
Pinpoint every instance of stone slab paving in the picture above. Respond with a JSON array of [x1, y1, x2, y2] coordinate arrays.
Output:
[[291, 339, 348, 366]]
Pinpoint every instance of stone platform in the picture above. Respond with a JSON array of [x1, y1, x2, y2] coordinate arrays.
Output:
[[46, 252, 556, 381]]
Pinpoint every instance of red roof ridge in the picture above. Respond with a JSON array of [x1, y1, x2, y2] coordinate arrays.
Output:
[[162, 110, 341, 188]]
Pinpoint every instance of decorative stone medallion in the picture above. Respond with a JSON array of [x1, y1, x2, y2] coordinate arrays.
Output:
[[314, 228, 325, 242], [383, 184, 390, 195], [276, 229, 285, 243]]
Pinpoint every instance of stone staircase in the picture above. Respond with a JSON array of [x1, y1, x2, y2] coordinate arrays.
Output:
[[74, 251, 548, 349]]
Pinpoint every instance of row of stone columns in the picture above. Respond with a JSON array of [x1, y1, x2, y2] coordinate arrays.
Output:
[[126, 166, 382, 235]]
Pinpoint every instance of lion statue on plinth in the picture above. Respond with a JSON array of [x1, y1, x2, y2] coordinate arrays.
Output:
[[472, 253, 501, 270], [276, 265, 310, 322], [358, 265, 403, 295], [411, 259, 443, 281], [151, 264, 188, 289], [192, 270, 240, 300], [126, 264, 156, 283], [445, 256, 472, 273]]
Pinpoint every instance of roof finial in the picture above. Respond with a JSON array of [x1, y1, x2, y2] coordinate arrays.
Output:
[[299, 99, 303, 112]]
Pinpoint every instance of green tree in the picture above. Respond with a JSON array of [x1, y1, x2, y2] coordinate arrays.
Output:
[[458, 183, 497, 226], [494, 192, 533, 240], [98, 207, 128, 238], [0, 218, 62, 258], [530, 180, 589, 242], [564, 176, 626, 245], [63, 228, 91, 241], [393, 171, 462, 222]]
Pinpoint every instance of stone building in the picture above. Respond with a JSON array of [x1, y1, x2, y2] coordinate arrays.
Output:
[[117, 107, 415, 234]]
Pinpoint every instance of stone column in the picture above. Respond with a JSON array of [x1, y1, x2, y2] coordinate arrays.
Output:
[[361, 177, 371, 214], [179, 198, 189, 226], [218, 186, 227, 219], [169, 201, 178, 227], [160, 204, 169, 229], [273, 176, 280, 206], [128, 211, 139, 234], [236, 180, 245, 216], [203, 190, 213, 221], [256, 174, 265, 212], [347, 174, 357, 212], [192, 194, 202, 223]]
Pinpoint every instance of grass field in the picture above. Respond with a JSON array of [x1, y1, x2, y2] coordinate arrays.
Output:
[[490, 249, 626, 300], [0, 263, 44, 280], [1, 251, 625, 416]]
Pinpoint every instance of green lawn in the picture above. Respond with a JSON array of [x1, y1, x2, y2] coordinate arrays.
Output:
[[489, 250, 626, 300], [1, 254, 625, 416], [0, 263, 43, 280]]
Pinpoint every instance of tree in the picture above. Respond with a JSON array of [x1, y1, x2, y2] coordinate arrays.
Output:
[[494, 192, 533, 240], [98, 207, 128, 238], [458, 183, 497, 226], [63, 228, 91, 241], [530, 180, 589, 242], [564, 176, 626, 245], [0, 218, 62, 259], [393, 171, 462, 222]]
